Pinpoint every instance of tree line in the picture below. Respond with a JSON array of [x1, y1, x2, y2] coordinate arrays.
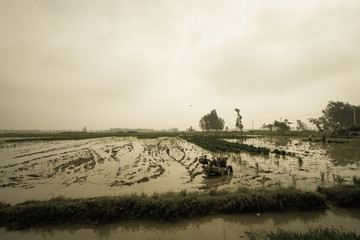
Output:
[[197, 101, 359, 132], [199, 109, 243, 131]]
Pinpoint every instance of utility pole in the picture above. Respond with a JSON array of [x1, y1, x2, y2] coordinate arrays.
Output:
[[252, 120, 254, 130], [354, 107, 357, 124]]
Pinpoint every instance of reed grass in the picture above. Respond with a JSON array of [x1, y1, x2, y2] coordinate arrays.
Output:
[[246, 227, 360, 240], [317, 185, 360, 207], [0, 187, 326, 230]]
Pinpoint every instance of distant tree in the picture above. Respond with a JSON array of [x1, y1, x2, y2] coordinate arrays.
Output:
[[199, 109, 225, 131], [308, 117, 326, 131], [168, 128, 179, 132], [273, 119, 291, 131], [235, 108, 244, 131], [309, 101, 360, 131], [262, 123, 274, 131], [296, 120, 308, 131], [187, 126, 195, 132]]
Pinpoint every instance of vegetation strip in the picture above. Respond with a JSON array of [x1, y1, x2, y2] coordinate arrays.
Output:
[[317, 185, 360, 207], [246, 227, 360, 240], [181, 135, 271, 155], [0, 188, 326, 230]]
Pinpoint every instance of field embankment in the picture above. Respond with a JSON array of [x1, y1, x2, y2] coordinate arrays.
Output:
[[0, 187, 326, 230]]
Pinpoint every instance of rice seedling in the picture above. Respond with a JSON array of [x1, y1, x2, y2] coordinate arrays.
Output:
[[181, 135, 271, 155], [320, 172, 325, 185], [298, 157, 303, 168], [292, 174, 297, 187], [353, 176, 360, 186], [332, 174, 345, 184]]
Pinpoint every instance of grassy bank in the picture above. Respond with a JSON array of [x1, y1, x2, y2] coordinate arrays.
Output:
[[0, 187, 326, 230], [317, 185, 360, 207], [246, 227, 360, 240]]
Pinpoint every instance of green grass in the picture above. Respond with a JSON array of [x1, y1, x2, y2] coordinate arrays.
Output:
[[246, 227, 360, 240], [181, 135, 271, 155], [0, 187, 326, 230], [317, 185, 360, 207]]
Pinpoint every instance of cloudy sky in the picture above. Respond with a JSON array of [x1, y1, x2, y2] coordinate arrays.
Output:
[[1, 0, 359, 131]]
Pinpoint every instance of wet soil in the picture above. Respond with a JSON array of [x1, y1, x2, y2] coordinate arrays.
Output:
[[0, 136, 359, 204], [0, 137, 207, 203]]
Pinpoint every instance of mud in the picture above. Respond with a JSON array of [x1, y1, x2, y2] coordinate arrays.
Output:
[[0, 136, 359, 204], [0, 137, 208, 203]]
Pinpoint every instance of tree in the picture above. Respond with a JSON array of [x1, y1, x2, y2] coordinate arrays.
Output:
[[309, 101, 360, 131], [263, 119, 291, 131], [296, 120, 308, 131], [262, 123, 274, 131], [187, 126, 195, 132], [308, 116, 327, 131], [273, 119, 291, 131], [199, 109, 225, 131], [235, 108, 244, 131]]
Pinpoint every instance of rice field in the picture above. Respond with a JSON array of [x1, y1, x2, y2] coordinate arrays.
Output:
[[0, 133, 359, 204]]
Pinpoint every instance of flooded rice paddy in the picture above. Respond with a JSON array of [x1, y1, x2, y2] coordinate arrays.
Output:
[[0, 136, 359, 204], [1, 135, 360, 239]]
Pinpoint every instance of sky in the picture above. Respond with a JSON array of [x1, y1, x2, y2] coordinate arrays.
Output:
[[1, 0, 359, 131]]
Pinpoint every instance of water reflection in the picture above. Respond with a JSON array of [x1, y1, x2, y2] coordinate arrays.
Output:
[[324, 141, 360, 165], [6, 208, 359, 240], [240, 136, 360, 166]]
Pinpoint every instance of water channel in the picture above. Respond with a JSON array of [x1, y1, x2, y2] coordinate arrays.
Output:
[[1, 207, 360, 240]]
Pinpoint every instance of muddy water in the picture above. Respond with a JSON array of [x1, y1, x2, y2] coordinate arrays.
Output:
[[0, 136, 360, 204], [1, 208, 360, 240], [1, 137, 360, 239], [0, 137, 209, 204], [225, 136, 360, 191]]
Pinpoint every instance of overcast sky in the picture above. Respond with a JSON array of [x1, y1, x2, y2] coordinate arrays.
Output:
[[1, 0, 359, 131]]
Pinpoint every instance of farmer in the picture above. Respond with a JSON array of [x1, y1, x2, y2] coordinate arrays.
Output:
[[210, 158, 217, 166], [217, 157, 227, 168], [308, 134, 313, 141]]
